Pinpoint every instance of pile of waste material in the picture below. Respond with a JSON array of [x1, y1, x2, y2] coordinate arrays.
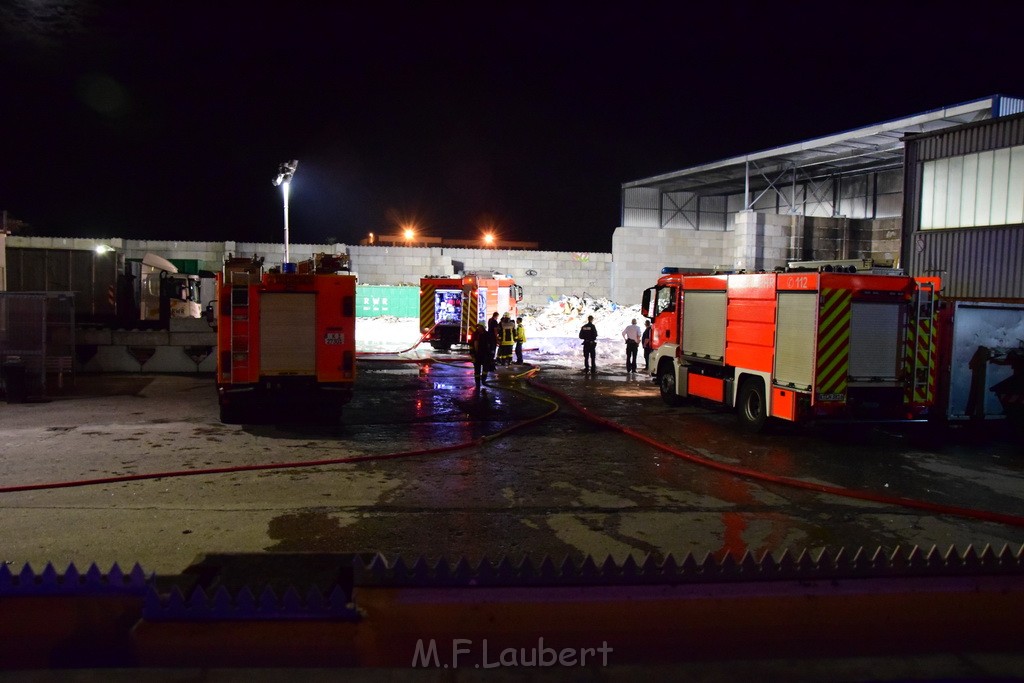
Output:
[[520, 295, 643, 339]]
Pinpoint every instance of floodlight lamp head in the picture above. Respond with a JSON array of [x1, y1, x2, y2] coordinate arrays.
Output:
[[271, 159, 299, 186]]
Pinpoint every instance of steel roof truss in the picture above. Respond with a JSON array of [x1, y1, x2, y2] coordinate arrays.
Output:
[[661, 191, 699, 229], [747, 161, 797, 212]]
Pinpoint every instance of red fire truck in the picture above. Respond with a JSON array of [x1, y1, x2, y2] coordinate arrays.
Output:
[[641, 266, 941, 431], [215, 253, 356, 423], [419, 273, 523, 350]]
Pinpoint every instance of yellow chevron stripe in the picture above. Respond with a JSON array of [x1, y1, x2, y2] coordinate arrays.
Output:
[[816, 289, 851, 399], [906, 312, 938, 404], [420, 283, 436, 330], [463, 290, 478, 341]]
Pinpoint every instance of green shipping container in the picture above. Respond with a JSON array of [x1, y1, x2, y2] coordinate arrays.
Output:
[[356, 285, 420, 318]]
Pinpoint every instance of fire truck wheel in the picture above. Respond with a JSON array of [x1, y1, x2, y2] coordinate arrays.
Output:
[[219, 402, 245, 425], [737, 379, 767, 433], [658, 367, 684, 406], [430, 341, 451, 351]]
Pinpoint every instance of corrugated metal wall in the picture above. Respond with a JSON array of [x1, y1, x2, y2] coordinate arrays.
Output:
[[907, 227, 1024, 299], [910, 114, 1024, 162], [623, 169, 902, 231], [997, 96, 1024, 117], [700, 196, 728, 231], [622, 187, 660, 228], [903, 112, 1024, 299], [6, 247, 118, 319]]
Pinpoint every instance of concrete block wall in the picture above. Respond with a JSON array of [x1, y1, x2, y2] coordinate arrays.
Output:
[[610, 226, 732, 304], [733, 211, 791, 272], [8, 216, 904, 315], [788, 216, 903, 265], [794, 216, 848, 261], [348, 246, 611, 305], [113, 240, 611, 307], [857, 218, 902, 265], [76, 316, 215, 373]]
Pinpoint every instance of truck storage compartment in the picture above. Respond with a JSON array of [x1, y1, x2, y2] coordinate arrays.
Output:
[[849, 302, 902, 383], [682, 291, 726, 362], [774, 292, 816, 390], [260, 292, 316, 376]]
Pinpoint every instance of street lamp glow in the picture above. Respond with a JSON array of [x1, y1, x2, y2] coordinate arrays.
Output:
[[272, 160, 298, 264], [483, 232, 495, 246], [403, 227, 415, 241]]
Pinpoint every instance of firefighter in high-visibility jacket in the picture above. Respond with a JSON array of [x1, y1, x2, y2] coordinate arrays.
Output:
[[497, 312, 516, 366], [514, 316, 526, 364]]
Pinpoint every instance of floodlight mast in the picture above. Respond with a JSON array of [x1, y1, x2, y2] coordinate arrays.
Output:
[[272, 160, 299, 264]]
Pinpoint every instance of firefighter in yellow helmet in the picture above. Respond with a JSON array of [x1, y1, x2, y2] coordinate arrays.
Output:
[[497, 312, 516, 366]]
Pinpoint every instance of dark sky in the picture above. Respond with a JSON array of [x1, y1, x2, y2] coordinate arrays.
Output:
[[3, 1, 1024, 252]]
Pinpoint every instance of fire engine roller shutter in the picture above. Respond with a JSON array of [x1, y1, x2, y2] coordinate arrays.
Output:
[[260, 292, 316, 376], [849, 302, 900, 381], [774, 293, 816, 389], [682, 291, 726, 361]]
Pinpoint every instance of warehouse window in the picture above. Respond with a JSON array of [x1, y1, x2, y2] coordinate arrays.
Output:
[[921, 145, 1024, 229]]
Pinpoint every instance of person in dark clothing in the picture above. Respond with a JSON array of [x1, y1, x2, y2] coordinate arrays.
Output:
[[622, 318, 642, 374], [641, 319, 653, 373], [579, 315, 598, 373], [470, 323, 495, 385], [487, 311, 500, 362]]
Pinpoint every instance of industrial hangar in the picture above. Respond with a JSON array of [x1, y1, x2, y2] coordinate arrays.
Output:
[[610, 94, 1024, 303]]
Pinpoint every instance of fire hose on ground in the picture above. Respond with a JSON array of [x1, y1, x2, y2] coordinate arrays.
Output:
[[0, 359, 556, 495], [2, 360, 1022, 532], [527, 377, 1024, 530]]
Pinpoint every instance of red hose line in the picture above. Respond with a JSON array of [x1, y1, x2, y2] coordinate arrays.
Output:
[[356, 323, 435, 356], [0, 439, 482, 494], [528, 378, 1024, 529], [0, 366, 555, 495]]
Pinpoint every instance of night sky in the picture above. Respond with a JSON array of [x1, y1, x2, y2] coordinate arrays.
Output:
[[3, 1, 1024, 252]]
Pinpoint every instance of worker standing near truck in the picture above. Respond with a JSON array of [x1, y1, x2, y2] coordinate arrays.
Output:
[[622, 318, 642, 374], [488, 311, 500, 361], [470, 323, 494, 385], [641, 319, 653, 372], [514, 317, 527, 364], [579, 315, 598, 373], [497, 312, 516, 366]]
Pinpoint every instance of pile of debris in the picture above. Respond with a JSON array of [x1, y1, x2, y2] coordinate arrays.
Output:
[[522, 295, 642, 339]]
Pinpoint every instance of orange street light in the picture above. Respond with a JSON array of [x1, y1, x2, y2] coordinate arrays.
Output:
[[483, 232, 495, 247]]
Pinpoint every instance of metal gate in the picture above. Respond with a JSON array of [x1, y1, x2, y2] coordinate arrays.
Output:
[[0, 292, 76, 399]]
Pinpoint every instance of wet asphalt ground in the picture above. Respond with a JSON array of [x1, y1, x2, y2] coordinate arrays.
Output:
[[0, 354, 1022, 575]]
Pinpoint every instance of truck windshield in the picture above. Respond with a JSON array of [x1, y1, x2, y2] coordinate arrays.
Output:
[[655, 286, 676, 315]]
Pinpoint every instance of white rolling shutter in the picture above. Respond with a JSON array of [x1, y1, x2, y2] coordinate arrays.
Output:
[[849, 302, 901, 382], [260, 293, 316, 376]]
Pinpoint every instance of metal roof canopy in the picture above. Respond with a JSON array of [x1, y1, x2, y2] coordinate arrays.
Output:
[[623, 95, 1023, 199]]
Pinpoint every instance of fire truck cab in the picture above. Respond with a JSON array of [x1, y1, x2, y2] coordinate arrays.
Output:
[[215, 253, 357, 423], [642, 265, 941, 431], [419, 273, 523, 350]]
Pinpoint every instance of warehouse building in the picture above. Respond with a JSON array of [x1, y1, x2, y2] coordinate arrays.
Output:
[[611, 95, 1024, 303], [902, 112, 1024, 299]]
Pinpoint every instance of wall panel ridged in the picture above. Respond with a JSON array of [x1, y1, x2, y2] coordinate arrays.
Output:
[[913, 113, 1024, 162], [908, 227, 1024, 299]]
